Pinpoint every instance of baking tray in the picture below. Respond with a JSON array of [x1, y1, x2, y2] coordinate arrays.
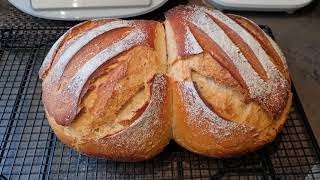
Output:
[[0, 3, 320, 180]]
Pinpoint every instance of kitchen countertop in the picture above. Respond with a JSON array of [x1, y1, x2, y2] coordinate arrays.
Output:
[[0, 0, 319, 145]]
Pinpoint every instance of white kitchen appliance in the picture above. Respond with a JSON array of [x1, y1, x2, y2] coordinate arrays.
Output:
[[8, 0, 168, 20], [207, 0, 313, 13]]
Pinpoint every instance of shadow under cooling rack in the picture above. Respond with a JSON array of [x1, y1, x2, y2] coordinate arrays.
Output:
[[0, 23, 320, 180]]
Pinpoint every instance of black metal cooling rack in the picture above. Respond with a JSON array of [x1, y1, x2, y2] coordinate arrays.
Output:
[[0, 3, 320, 180]]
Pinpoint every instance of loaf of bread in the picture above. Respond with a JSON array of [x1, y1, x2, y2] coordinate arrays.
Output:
[[165, 5, 291, 157], [40, 5, 292, 161], [39, 19, 171, 161]]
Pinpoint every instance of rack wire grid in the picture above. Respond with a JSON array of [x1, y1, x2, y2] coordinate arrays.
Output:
[[1, 3, 320, 180]]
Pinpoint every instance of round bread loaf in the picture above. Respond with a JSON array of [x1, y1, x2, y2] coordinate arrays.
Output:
[[40, 5, 292, 161], [165, 5, 292, 157], [39, 19, 171, 161]]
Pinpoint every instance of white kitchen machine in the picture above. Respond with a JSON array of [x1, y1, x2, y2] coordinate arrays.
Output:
[[8, 0, 168, 20], [8, 0, 313, 20], [207, 0, 313, 13]]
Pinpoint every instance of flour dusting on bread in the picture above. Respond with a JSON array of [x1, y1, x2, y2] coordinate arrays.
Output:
[[42, 20, 155, 126], [47, 20, 131, 84], [67, 29, 146, 103], [204, 9, 288, 89], [184, 27, 203, 55], [189, 8, 267, 98], [165, 5, 290, 118], [40, 6, 291, 160], [181, 81, 249, 137], [39, 33, 67, 79], [99, 75, 169, 155]]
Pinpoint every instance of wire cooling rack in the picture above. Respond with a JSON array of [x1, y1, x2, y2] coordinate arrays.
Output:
[[1, 3, 320, 180]]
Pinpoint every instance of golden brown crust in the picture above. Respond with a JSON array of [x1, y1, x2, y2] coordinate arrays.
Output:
[[41, 5, 292, 161], [228, 14, 290, 81], [172, 79, 292, 157], [42, 19, 169, 161], [166, 5, 292, 158], [207, 14, 268, 81], [172, 80, 259, 157], [165, 5, 290, 119], [187, 24, 249, 97], [47, 75, 171, 161], [39, 20, 107, 79], [41, 19, 160, 125]]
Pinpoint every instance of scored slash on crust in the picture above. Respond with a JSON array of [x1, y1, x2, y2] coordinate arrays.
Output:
[[41, 20, 152, 125], [40, 5, 292, 160], [166, 5, 290, 119]]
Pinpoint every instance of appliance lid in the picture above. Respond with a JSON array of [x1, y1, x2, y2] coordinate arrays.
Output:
[[8, 0, 168, 20]]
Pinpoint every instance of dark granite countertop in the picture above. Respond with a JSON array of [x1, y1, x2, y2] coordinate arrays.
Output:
[[0, 0, 319, 145]]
